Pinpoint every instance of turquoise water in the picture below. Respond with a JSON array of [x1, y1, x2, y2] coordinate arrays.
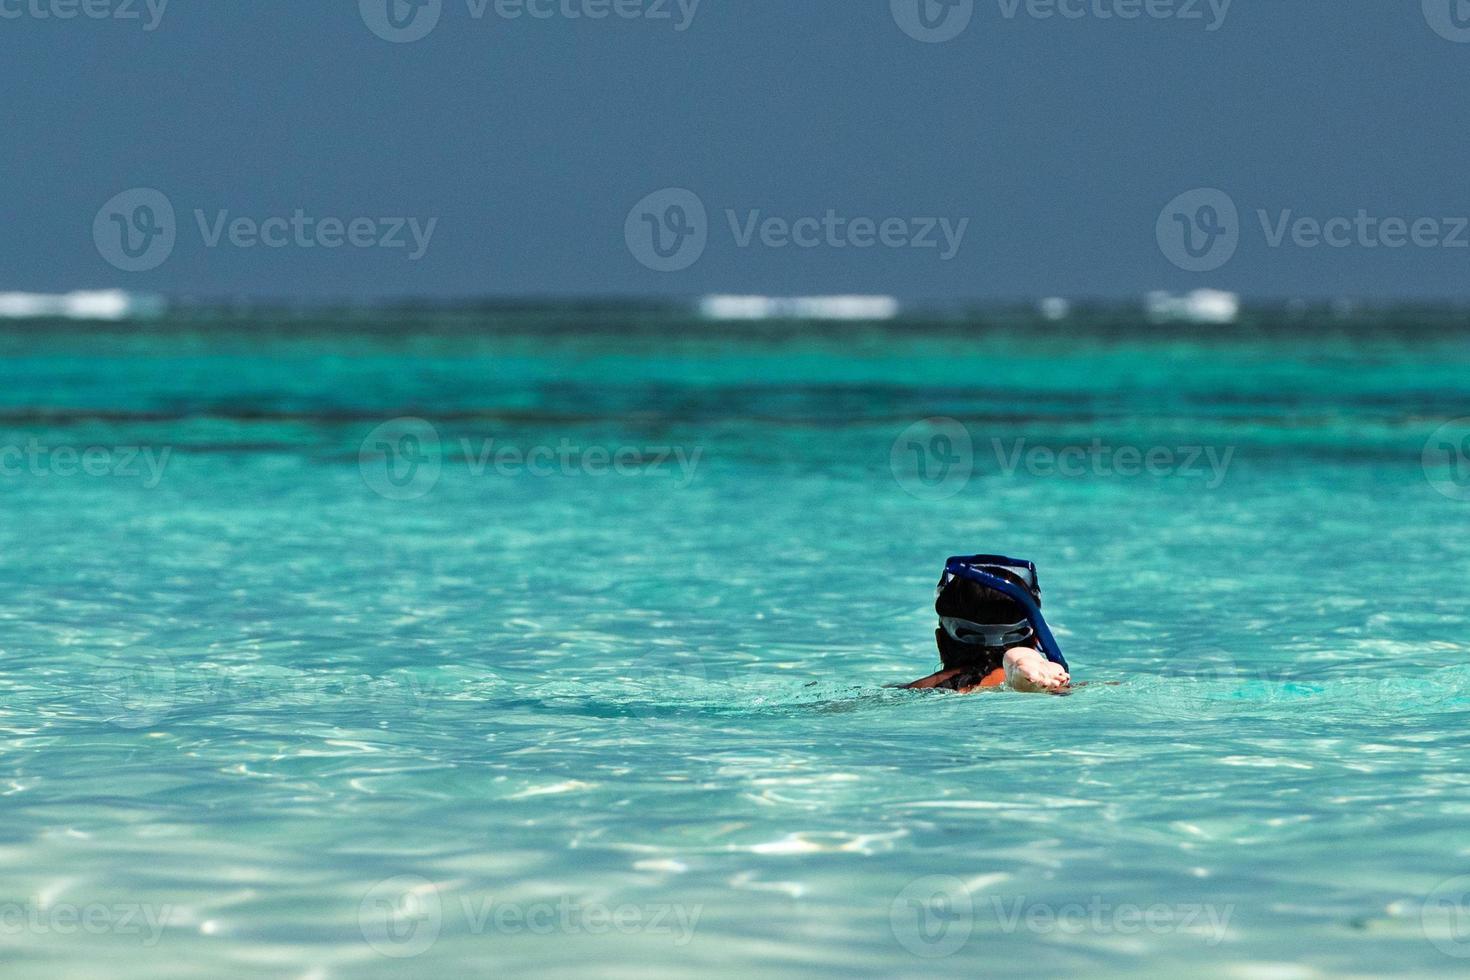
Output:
[[2, 312, 1469, 978]]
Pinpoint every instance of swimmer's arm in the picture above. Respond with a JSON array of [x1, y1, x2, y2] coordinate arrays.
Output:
[[901, 668, 964, 690], [1003, 647, 1070, 692]]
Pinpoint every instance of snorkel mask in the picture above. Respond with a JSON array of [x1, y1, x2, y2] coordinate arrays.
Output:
[[937, 554, 1068, 670]]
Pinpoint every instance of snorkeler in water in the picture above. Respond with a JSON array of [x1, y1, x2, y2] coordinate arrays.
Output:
[[904, 555, 1072, 694]]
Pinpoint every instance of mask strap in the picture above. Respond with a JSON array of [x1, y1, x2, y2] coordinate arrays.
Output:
[[942, 559, 1068, 671]]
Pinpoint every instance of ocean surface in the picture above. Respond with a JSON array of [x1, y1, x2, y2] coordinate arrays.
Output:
[[2, 308, 1469, 978]]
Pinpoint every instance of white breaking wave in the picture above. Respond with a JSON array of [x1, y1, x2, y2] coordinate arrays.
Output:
[[699, 295, 900, 322], [0, 290, 166, 321], [1145, 289, 1239, 325], [1038, 297, 1071, 321]]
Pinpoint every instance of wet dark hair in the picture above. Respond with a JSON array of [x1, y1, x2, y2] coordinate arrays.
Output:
[[934, 628, 1005, 675], [935, 574, 1031, 625], [933, 570, 1040, 674]]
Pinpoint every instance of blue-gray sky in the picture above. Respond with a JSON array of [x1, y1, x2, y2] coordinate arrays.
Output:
[[4, 0, 1470, 302]]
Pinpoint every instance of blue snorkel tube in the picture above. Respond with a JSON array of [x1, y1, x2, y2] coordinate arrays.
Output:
[[942, 555, 1069, 672]]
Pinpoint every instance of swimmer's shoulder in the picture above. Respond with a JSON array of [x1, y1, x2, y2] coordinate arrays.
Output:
[[900, 668, 964, 690], [899, 667, 1006, 693]]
